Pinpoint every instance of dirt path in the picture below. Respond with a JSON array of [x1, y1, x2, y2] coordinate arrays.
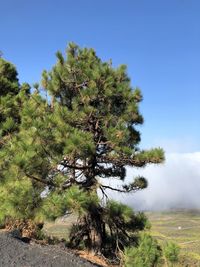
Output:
[[0, 232, 98, 267]]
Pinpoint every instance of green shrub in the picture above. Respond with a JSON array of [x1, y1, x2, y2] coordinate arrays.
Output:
[[164, 241, 180, 265], [124, 233, 162, 267]]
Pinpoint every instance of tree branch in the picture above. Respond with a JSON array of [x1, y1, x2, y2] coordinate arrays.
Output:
[[99, 185, 109, 200], [101, 184, 140, 193], [25, 172, 56, 187], [101, 184, 128, 193], [61, 162, 91, 170]]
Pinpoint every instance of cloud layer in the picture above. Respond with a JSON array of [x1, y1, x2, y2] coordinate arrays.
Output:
[[109, 152, 200, 211]]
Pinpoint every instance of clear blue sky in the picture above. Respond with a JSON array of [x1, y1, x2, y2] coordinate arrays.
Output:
[[1, 0, 200, 152]]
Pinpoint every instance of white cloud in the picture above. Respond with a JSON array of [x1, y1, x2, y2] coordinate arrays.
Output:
[[107, 152, 200, 211]]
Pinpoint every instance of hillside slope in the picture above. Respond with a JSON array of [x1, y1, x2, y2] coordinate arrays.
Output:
[[0, 231, 98, 267]]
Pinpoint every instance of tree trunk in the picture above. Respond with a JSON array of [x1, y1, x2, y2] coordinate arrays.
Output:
[[86, 205, 106, 254]]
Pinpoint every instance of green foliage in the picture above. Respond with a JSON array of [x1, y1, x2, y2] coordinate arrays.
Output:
[[105, 201, 148, 230], [0, 45, 164, 258], [0, 58, 30, 139], [164, 241, 180, 264], [102, 201, 148, 252], [0, 58, 31, 223], [124, 233, 162, 267], [37, 186, 99, 221], [0, 178, 41, 223], [0, 58, 19, 96]]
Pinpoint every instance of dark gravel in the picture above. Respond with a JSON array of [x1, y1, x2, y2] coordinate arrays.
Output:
[[0, 232, 97, 267]]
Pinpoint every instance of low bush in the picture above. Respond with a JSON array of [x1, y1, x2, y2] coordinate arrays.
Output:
[[164, 241, 180, 266], [124, 233, 162, 267]]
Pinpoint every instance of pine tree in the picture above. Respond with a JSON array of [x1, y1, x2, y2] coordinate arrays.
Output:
[[124, 233, 162, 267], [0, 58, 32, 224], [0, 44, 164, 256], [0, 57, 30, 142], [164, 241, 180, 266], [0, 57, 20, 141]]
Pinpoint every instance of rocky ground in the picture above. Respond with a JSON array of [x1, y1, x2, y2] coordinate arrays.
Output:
[[0, 231, 99, 267]]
